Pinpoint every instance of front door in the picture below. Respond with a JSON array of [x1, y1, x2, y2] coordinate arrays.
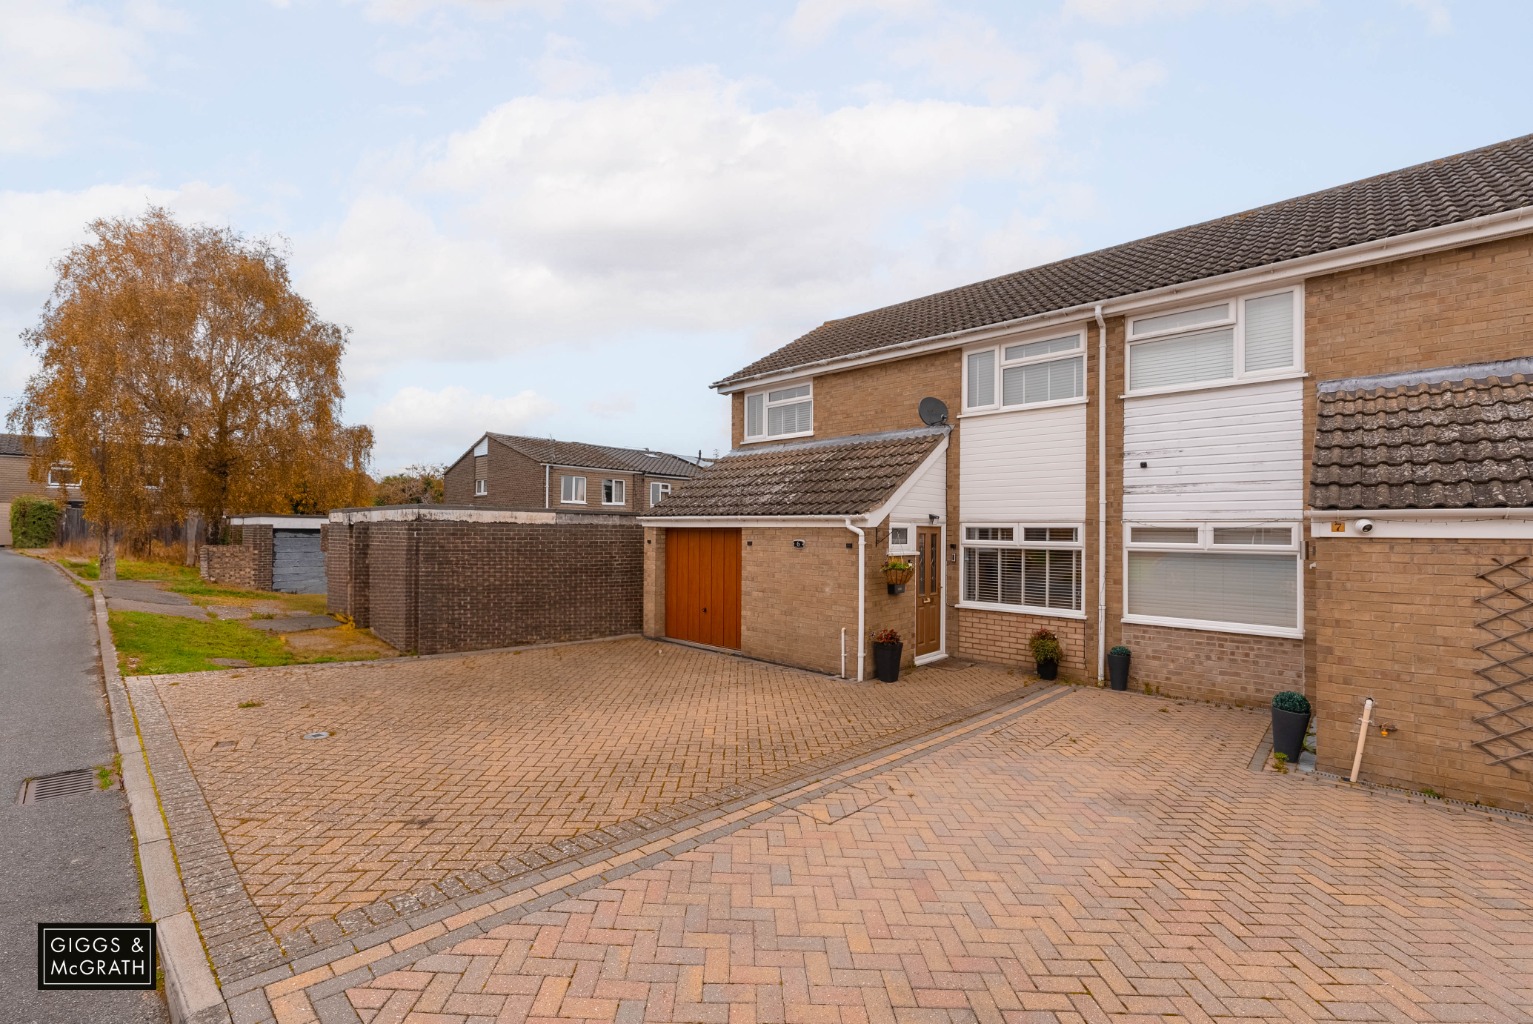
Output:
[[915, 526, 941, 657]]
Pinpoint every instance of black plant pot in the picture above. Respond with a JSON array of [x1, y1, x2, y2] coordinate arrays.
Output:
[[1035, 659, 1058, 680], [1107, 651, 1130, 691], [873, 641, 903, 683], [1271, 707, 1311, 763]]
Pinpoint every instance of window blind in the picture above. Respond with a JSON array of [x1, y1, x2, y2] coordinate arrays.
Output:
[[967, 350, 995, 407], [746, 394, 764, 438], [1130, 303, 1229, 337], [1002, 355, 1082, 406], [1243, 293, 1295, 372], [1128, 327, 1234, 391], [1126, 551, 1297, 628]]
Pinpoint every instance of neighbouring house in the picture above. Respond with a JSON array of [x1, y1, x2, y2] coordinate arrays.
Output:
[[641, 133, 1533, 812], [442, 433, 700, 513], [200, 514, 328, 594], [0, 433, 81, 547]]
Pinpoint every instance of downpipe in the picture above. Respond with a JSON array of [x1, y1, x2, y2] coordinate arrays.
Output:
[[1094, 303, 1108, 682], [1350, 697, 1375, 783], [844, 518, 866, 682]]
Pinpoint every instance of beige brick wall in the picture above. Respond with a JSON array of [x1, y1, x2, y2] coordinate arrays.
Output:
[[1121, 623, 1305, 706], [740, 527, 858, 676], [961, 608, 1088, 679], [1313, 538, 1533, 813], [643, 527, 666, 638]]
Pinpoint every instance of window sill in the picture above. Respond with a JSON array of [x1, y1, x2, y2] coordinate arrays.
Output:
[[1122, 614, 1302, 640], [1121, 371, 1307, 401], [740, 431, 813, 445], [955, 601, 1086, 620], [560, 501, 588, 506], [957, 396, 1088, 419]]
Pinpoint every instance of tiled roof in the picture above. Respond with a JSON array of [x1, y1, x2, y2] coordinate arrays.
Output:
[[649, 427, 946, 518], [0, 433, 46, 458], [1311, 358, 1533, 511], [718, 133, 1533, 388], [488, 434, 699, 477]]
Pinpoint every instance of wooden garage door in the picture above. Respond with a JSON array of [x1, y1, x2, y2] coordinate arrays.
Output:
[[665, 528, 741, 650]]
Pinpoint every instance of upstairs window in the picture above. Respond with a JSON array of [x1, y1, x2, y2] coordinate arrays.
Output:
[[560, 475, 587, 504], [965, 332, 1085, 412], [48, 463, 78, 487], [1127, 288, 1299, 394], [474, 478, 487, 496], [744, 382, 813, 441], [603, 479, 626, 505], [649, 481, 671, 506]]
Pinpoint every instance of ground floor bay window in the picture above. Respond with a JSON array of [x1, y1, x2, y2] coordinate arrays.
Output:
[[960, 525, 1083, 614], [1125, 523, 1299, 635]]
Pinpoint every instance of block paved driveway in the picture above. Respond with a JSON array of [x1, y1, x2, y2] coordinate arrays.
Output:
[[260, 684, 1533, 1024], [148, 638, 1032, 950]]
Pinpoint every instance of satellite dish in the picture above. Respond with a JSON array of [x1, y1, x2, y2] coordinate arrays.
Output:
[[917, 396, 949, 426]]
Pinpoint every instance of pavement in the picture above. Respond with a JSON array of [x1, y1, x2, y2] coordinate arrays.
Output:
[[0, 551, 168, 1023]]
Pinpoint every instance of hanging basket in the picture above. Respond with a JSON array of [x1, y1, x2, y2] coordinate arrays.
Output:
[[884, 566, 915, 585]]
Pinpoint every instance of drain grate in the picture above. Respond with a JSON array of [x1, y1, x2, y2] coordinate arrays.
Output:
[[18, 768, 99, 805]]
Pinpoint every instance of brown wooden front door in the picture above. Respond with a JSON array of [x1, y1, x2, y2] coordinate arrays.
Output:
[[664, 528, 742, 650], [915, 526, 941, 657]]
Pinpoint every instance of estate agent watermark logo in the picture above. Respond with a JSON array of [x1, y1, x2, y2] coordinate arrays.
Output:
[[37, 923, 157, 990]]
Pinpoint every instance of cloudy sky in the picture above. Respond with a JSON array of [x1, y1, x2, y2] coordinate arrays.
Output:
[[1, 0, 1529, 473]]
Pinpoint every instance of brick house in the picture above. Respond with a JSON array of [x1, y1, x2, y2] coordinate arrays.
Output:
[[442, 433, 699, 514], [0, 433, 80, 546], [642, 133, 1533, 810]]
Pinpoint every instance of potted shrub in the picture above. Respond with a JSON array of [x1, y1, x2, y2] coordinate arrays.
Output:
[[882, 558, 915, 595], [1271, 691, 1312, 764], [1107, 645, 1130, 691], [871, 628, 903, 682], [1028, 628, 1062, 680]]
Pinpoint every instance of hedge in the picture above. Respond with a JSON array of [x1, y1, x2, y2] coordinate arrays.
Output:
[[9, 495, 61, 548]]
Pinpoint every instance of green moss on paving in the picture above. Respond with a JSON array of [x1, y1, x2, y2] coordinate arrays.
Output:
[[109, 610, 300, 675]]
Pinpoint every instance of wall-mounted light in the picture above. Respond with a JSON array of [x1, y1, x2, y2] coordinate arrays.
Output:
[[793, 539, 805, 549]]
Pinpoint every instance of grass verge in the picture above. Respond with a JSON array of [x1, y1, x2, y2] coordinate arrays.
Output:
[[110, 610, 305, 675]]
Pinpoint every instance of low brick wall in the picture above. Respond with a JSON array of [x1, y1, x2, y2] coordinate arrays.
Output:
[[959, 607, 1088, 680], [200, 545, 258, 589], [1120, 623, 1305, 706], [1314, 538, 1533, 813], [327, 507, 642, 655]]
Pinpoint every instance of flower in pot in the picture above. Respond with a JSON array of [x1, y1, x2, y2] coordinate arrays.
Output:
[[882, 558, 915, 595], [1028, 628, 1062, 681], [1271, 690, 1312, 764], [1107, 645, 1130, 691], [870, 628, 903, 682]]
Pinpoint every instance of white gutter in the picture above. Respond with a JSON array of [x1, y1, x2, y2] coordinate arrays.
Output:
[[637, 514, 877, 528], [713, 205, 1533, 394], [844, 518, 866, 682], [1094, 303, 1108, 684]]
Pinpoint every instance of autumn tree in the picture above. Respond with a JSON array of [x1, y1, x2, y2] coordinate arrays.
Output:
[[373, 463, 445, 506], [8, 208, 373, 579]]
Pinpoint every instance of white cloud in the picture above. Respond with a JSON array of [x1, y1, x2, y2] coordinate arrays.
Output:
[[532, 33, 610, 96], [367, 384, 558, 469], [0, 0, 173, 153], [373, 18, 485, 84], [1062, 0, 1314, 24], [785, 0, 931, 45], [302, 70, 1066, 374]]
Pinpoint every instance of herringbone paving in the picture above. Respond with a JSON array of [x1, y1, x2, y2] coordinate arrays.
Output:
[[296, 689, 1533, 1024], [154, 638, 1031, 942]]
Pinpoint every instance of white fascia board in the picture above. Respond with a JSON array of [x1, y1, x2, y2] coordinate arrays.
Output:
[[229, 515, 327, 528], [1309, 508, 1533, 539], [637, 515, 872, 529], [862, 438, 949, 527], [714, 206, 1533, 394], [329, 507, 557, 525]]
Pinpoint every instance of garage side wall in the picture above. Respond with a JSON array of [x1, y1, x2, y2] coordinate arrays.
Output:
[[1315, 537, 1533, 812], [740, 527, 857, 676]]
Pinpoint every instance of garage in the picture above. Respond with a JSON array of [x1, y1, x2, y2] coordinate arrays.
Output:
[[664, 528, 741, 649], [273, 528, 325, 593]]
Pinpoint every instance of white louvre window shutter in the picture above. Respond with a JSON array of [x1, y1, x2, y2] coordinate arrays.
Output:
[[1128, 328, 1235, 390], [967, 351, 995, 408], [1127, 551, 1297, 628], [1243, 293, 1295, 372], [746, 394, 764, 438]]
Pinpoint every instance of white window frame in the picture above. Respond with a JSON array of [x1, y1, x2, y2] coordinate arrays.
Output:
[[743, 380, 814, 443], [1124, 286, 1303, 398], [47, 463, 77, 487], [560, 475, 587, 504], [962, 329, 1088, 416], [474, 478, 487, 496], [886, 523, 917, 556], [957, 522, 1085, 619], [649, 481, 672, 506], [602, 478, 626, 506], [1123, 521, 1302, 638]]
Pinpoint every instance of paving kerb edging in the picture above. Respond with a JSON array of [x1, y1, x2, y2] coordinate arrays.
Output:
[[49, 557, 233, 1024], [236, 685, 1077, 1024]]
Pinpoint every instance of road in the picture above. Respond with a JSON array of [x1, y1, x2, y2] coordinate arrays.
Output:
[[0, 551, 167, 1023]]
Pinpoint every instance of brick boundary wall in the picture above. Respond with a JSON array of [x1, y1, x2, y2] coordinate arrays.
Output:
[[326, 508, 641, 655], [200, 545, 258, 589]]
